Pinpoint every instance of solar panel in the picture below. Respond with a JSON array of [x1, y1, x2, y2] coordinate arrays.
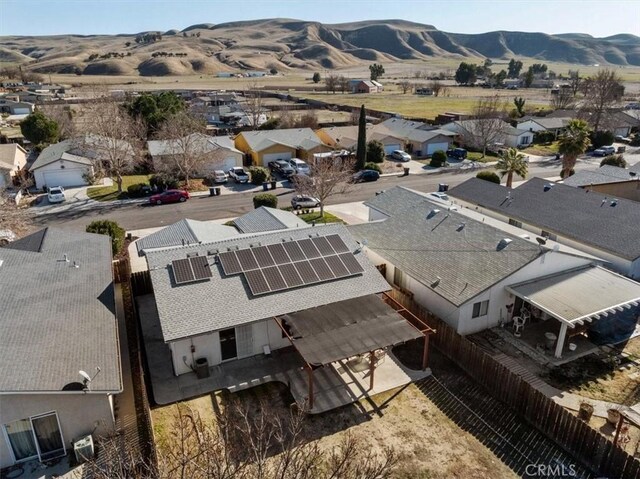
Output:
[[172, 258, 195, 284], [309, 257, 334, 281], [262, 266, 287, 291], [267, 243, 291, 265], [245, 269, 270, 295], [218, 251, 242, 275], [236, 248, 259, 271], [282, 241, 306, 262], [338, 253, 365, 275], [252, 246, 275, 268], [294, 260, 319, 284], [324, 254, 349, 278], [311, 236, 335, 256], [298, 238, 321, 259], [190, 255, 212, 281], [278, 263, 304, 288], [326, 234, 350, 254]]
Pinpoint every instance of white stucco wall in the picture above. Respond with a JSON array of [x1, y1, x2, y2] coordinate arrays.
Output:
[[32, 160, 92, 190], [0, 393, 115, 468]]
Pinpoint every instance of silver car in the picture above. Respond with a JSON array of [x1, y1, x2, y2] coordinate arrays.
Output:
[[291, 195, 320, 209], [47, 186, 65, 203], [391, 150, 411, 162]]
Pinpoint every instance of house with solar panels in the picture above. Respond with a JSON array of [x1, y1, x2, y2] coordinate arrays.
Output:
[[136, 223, 434, 412]]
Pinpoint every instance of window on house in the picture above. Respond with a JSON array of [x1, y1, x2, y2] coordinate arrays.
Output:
[[472, 300, 489, 318], [508, 218, 522, 228], [3, 412, 65, 463]]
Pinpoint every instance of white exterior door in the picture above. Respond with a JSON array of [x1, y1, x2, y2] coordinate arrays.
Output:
[[262, 152, 292, 166], [426, 142, 449, 155], [384, 143, 401, 154], [42, 169, 87, 188], [235, 324, 254, 359]]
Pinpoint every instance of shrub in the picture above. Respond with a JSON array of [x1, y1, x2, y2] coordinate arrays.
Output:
[[600, 154, 626, 168], [366, 140, 386, 164], [476, 170, 501, 184], [590, 130, 614, 149], [249, 166, 270, 185], [127, 183, 148, 197], [429, 150, 447, 167], [533, 130, 555, 144], [312, 72, 321, 84], [149, 173, 179, 191], [364, 162, 382, 173], [82, 170, 103, 186], [253, 193, 278, 209], [630, 135, 640, 147], [86, 220, 125, 256]]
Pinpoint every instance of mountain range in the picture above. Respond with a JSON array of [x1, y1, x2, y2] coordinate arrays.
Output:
[[1, 19, 639, 77]]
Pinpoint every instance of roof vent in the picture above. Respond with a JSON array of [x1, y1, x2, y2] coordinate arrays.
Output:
[[207, 249, 218, 256], [610, 199, 618, 207], [600, 197, 607, 207], [543, 183, 554, 192], [456, 223, 466, 231], [630, 171, 637, 177], [431, 276, 441, 288], [497, 238, 513, 251], [427, 209, 440, 219]]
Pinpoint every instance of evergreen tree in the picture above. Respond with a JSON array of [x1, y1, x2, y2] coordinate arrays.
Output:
[[355, 105, 367, 171]]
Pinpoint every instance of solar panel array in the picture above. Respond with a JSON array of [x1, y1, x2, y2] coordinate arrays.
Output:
[[172, 255, 213, 285], [218, 234, 364, 296]]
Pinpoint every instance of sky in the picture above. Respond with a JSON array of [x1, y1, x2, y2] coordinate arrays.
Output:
[[1, 0, 639, 38]]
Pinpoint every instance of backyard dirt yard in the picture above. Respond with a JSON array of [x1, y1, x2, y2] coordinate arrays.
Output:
[[152, 379, 517, 479]]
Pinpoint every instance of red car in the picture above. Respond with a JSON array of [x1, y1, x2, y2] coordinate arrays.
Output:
[[149, 189, 189, 205]]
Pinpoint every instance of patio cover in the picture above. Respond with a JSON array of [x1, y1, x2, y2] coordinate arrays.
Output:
[[506, 265, 640, 327], [280, 294, 423, 366]]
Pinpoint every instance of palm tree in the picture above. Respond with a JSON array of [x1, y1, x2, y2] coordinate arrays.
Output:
[[496, 148, 528, 187], [558, 119, 591, 179]]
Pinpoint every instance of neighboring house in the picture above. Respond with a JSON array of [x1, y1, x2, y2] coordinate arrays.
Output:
[[147, 133, 243, 175], [351, 186, 640, 359], [234, 128, 331, 167], [441, 120, 533, 149], [316, 125, 405, 154], [376, 118, 455, 156], [0, 144, 27, 188], [232, 206, 305, 234], [0, 98, 34, 115], [0, 228, 122, 469], [598, 110, 640, 137], [448, 177, 640, 278], [30, 135, 134, 189], [561, 163, 640, 202], [516, 117, 572, 138], [350, 80, 383, 94]]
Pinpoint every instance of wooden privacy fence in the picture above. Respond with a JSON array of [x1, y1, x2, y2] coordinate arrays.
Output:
[[130, 270, 153, 297], [112, 258, 130, 284], [389, 289, 640, 479]]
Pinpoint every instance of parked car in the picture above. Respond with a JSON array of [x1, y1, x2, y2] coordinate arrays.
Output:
[[0, 229, 17, 246], [149, 189, 189, 205], [430, 192, 449, 201], [228, 167, 249, 183], [614, 135, 631, 144], [592, 146, 616, 157], [47, 186, 65, 203], [446, 148, 468, 160], [291, 195, 321, 209], [390, 150, 411, 162], [352, 169, 380, 183], [212, 170, 228, 183], [268, 160, 295, 178], [287, 158, 311, 175]]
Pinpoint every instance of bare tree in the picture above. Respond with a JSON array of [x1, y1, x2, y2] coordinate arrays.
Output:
[[243, 82, 265, 130], [429, 79, 444, 97], [0, 188, 34, 238], [568, 70, 581, 97], [398, 80, 412, 94], [463, 95, 508, 157], [155, 112, 215, 187], [40, 104, 75, 139], [293, 156, 355, 217], [324, 74, 338, 94], [78, 96, 144, 193], [551, 88, 575, 110], [338, 75, 350, 94], [580, 69, 625, 132]]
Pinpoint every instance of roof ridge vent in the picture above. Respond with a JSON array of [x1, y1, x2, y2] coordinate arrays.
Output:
[[427, 208, 440, 219]]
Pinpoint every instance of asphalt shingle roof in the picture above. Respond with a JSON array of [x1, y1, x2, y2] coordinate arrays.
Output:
[[448, 177, 640, 261], [350, 187, 543, 306], [30, 135, 133, 171], [233, 207, 305, 234], [136, 219, 239, 256], [238, 128, 326, 152], [146, 224, 390, 342], [562, 163, 640, 187], [147, 133, 242, 157], [0, 228, 121, 392]]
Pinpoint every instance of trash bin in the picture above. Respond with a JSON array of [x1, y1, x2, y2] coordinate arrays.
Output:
[[403, 167, 410, 176], [270, 180, 277, 190], [195, 357, 210, 379], [544, 332, 557, 350], [262, 182, 269, 191], [209, 187, 216, 197], [617, 146, 626, 153], [438, 183, 449, 192]]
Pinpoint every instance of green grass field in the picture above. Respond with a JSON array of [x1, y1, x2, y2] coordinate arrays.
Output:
[[87, 175, 151, 201]]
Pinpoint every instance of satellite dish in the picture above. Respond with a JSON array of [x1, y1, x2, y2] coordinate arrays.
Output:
[[79, 370, 92, 383], [536, 237, 547, 246]]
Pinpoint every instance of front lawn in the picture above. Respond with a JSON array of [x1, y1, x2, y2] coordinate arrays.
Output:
[[466, 151, 499, 163], [523, 141, 559, 156], [87, 175, 151, 202], [289, 209, 345, 224]]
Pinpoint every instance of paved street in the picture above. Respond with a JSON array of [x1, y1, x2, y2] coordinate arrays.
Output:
[[35, 158, 599, 231]]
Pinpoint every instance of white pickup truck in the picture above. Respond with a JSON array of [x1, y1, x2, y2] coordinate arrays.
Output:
[[228, 167, 249, 183]]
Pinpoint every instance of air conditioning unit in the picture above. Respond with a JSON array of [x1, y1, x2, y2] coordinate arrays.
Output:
[[74, 434, 94, 464]]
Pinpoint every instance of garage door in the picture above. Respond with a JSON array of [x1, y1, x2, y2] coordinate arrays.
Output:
[[384, 143, 402, 154], [262, 152, 292, 166], [426, 142, 449, 155], [14, 108, 31, 115], [43, 169, 87, 188]]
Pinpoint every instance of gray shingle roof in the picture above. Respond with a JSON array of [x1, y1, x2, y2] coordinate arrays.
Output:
[[147, 133, 242, 158], [30, 135, 133, 171], [448, 177, 640, 261], [233, 207, 305, 234], [364, 186, 430, 217], [0, 228, 121, 392], [351, 188, 542, 306], [523, 117, 571, 130], [238, 128, 326, 152], [562, 163, 640, 187], [136, 219, 238, 256], [146, 224, 390, 342]]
